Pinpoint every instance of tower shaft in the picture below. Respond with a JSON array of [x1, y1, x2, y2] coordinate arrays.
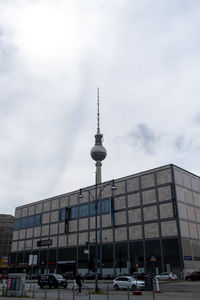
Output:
[[90, 88, 107, 184], [96, 161, 102, 184]]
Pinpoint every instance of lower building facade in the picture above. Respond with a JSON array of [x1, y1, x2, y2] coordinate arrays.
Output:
[[10, 164, 200, 278], [0, 214, 14, 273]]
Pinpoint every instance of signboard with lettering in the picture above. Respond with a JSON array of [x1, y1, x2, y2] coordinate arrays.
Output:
[[37, 239, 52, 247], [184, 256, 192, 261], [0, 257, 8, 268], [29, 255, 38, 266], [7, 278, 11, 290], [57, 260, 76, 264]]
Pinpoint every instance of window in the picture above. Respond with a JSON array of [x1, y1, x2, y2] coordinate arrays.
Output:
[[27, 216, 34, 227], [13, 214, 42, 230], [13, 219, 20, 230], [102, 199, 110, 213], [20, 217, 27, 229], [89, 202, 100, 216], [59, 208, 66, 221], [110, 197, 114, 226], [35, 214, 42, 226], [70, 207, 78, 219], [80, 204, 88, 218], [69, 199, 111, 220]]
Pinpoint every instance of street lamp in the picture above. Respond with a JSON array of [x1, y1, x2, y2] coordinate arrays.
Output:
[[79, 178, 116, 291]]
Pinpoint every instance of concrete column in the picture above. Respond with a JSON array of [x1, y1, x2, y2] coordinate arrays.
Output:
[[96, 161, 102, 184]]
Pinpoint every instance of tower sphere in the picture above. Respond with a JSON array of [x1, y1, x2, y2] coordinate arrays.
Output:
[[90, 144, 107, 162]]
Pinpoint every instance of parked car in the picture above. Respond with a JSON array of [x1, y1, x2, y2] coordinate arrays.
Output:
[[38, 274, 68, 288], [185, 272, 200, 281], [63, 272, 74, 279], [113, 276, 145, 291], [103, 274, 115, 280], [155, 272, 177, 280], [132, 272, 154, 280], [83, 272, 102, 280]]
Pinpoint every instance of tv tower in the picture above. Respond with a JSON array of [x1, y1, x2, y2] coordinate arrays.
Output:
[[90, 88, 107, 184]]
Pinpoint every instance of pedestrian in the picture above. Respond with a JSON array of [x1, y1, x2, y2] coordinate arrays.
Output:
[[76, 273, 83, 292]]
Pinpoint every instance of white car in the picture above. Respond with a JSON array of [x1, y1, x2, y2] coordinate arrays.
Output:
[[113, 276, 145, 290], [155, 272, 177, 280]]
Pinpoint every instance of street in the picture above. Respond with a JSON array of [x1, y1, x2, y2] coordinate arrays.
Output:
[[0, 280, 200, 300]]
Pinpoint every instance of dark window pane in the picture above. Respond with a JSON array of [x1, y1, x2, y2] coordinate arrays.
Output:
[[110, 197, 114, 226], [21, 217, 27, 229], [35, 214, 41, 226], [97, 202, 100, 214], [115, 243, 128, 269], [58, 247, 76, 261], [90, 202, 95, 216], [59, 208, 66, 221], [80, 204, 88, 218], [102, 244, 113, 267], [70, 207, 78, 219], [145, 240, 161, 273], [102, 199, 110, 213], [162, 238, 180, 267], [130, 241, 144, 273], [14, 219, 20, 230], [27, 216, 34, 227]]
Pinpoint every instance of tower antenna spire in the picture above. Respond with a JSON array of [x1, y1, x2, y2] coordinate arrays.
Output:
[[97, 87, 100, 134]]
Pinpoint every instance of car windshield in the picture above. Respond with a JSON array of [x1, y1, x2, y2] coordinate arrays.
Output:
[[53, 275, 64, 279]]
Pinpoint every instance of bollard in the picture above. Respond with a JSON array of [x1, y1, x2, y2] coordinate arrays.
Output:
[[58, 285, 60, 300], [44, 288, 47, 299], [2, 279, 6, 296], [73, 286, 75, 300], [88, 289, 91, 300], [156, 277, 160, 292], [32, 284, 35, 298], [127, 287, 130, 300], [152, 277, 155, 300], [107, 284, 109, 300], [155, 277, 162, 293]]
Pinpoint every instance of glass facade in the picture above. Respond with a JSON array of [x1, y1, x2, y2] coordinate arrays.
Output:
[[13, 214, 42, 230], [68, 199, 110, 220], [10, 238, 181, 275]]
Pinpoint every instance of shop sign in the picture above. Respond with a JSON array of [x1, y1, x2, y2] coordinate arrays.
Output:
[[37, 239, 52, 247], [184, 256, 192, 261], [0, 257, 8, 268], [58, 260, 76, 264]]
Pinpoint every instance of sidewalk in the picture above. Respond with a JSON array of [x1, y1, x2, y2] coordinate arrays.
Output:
[[0, 290, 199, 300]]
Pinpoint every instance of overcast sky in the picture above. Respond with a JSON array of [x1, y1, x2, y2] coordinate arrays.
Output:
[[1, 0, 200, 215]]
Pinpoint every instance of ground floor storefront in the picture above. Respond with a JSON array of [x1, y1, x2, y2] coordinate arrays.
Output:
[[10, 237, 182, 278]]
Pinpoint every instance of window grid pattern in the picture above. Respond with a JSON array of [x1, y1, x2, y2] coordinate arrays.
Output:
[[69, 199, 110, 220], [13, 214, 42, 230]]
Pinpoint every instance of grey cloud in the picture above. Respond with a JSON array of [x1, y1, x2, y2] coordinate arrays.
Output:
[[0, 0, 200, 215], [174, 134, 195, 153], [174, 135, 186, 152], [128, 123, 159, 154]]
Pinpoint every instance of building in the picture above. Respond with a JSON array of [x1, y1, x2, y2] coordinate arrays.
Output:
[[9, 93, 200, 277], [10, 164, 200, 277], [0, 214, 14, 272]]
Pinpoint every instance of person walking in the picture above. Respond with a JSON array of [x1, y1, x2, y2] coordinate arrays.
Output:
[[76, 273, 83, 293]]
